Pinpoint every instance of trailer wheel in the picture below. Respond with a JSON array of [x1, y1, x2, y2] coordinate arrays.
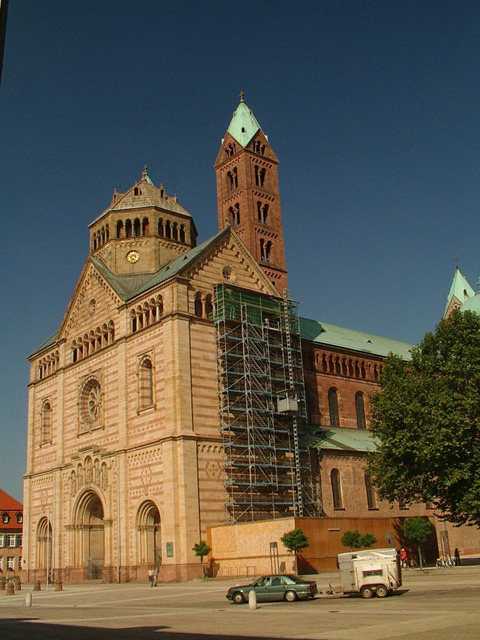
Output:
[[375, 585, 389, 598], [360, 585, 374, 599]]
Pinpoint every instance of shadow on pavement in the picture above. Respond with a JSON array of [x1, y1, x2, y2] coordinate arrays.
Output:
[[0, 620, 330, 640]]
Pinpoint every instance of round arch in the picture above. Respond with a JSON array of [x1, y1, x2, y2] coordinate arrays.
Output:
[[136, 500, 161, 567], [36, 516, 52, 571], [73, 489, 105, 578]]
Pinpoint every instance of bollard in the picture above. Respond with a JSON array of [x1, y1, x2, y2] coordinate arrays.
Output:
[[33, 580, 41, 591], [6, 580, 15, 596], [248, 588, 257, 610], [54, 580, 63, 591], [25, 592, 32, 607]]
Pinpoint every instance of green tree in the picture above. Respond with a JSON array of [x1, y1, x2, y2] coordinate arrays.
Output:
[[367, 310, 480, 527], [281, 529, 309, 574], [403, 518, 432, 569], [192, 540, 211, 579], [341, 530, 377, 550]]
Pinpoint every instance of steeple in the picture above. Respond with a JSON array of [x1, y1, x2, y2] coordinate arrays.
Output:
[[444, 266, 475, 318], [215, 96, 288, 293]]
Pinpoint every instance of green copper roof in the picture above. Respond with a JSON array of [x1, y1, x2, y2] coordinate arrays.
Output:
[[460, 291, 480, 314], [302, 425, 377, 453], [300, 317, 412, 360], [226, 98, 263, 147], [445, 266, 475, 314]]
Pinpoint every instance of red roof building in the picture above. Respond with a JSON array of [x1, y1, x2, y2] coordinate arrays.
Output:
[[0, 489, 23, 575]]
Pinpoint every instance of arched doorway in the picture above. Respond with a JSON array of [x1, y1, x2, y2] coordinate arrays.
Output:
[[36, 517, 52, 575], [75, 490, 105, 579], [137, 501, 161, 567]]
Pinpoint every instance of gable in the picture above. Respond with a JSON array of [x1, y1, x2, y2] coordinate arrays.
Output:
[[181, 228, 279, 298], [58, 259, 124, 343]]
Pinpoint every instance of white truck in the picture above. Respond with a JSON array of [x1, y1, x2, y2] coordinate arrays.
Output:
[[333, 548, 402, 599]]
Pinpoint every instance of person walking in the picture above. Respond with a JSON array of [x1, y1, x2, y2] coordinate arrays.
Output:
[[148, 568, 154, 586], [400, 548, 408, 569], [454, 548, 461, 566]]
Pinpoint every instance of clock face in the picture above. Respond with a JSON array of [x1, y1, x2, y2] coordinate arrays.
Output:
[[126, 250, 140, 264]]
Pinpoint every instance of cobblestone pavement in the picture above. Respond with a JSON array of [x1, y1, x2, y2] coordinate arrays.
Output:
[[0, 566, 479, 640]]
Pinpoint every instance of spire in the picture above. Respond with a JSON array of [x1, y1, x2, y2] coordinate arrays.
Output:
[[444, 266, 475, 317], [141, 165, 153, 185], [226, 96, 264, 148]]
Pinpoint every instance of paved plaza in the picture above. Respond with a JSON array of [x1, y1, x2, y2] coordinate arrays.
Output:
[[0, 566, 479, 640]]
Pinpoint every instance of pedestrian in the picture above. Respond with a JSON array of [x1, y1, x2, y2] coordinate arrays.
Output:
[[454, 548, 461, 566], [400, 548, 408, 569], [148, 568, 154, 586], [153, 565, 159, 587]]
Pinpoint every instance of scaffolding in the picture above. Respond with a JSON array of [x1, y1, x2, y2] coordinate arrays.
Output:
[[214, 284, 319, 522]]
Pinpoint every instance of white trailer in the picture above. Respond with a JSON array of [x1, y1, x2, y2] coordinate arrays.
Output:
[[335, 548, 402, 599]]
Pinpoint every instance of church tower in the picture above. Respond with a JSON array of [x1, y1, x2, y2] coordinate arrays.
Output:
[[89, 166, 197, 276], [215, 95, 288, 293]]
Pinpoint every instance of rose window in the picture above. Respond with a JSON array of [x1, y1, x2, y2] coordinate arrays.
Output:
[[81, 378, 103, 427]]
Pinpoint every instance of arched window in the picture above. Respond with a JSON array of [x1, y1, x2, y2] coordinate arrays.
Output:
[[139, 358, 154, 410], [365, 474, 377, 509], [205, 294, 213, 319], [41, 401, 52, 445], [328, 388, 339, 427], [262, 203, 269, 224], [133, 218, 141, 237], [179, 224, 186, 243], [142, 217, 149, 236], [125, 219, 132, 238], [194, 292, 203, 317], [260, 238, 265, 261], [265, 241, 272, 262], [158, 219, 164, 237], [165, 220, 171, 239], [356, 392, 366, 429], [172, 222, 178, 241], [331, 469, 343, 509], [116, 220, 124, 238]]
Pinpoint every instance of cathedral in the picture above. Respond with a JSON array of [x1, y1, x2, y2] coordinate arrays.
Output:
[[24, 98, 480, 583]]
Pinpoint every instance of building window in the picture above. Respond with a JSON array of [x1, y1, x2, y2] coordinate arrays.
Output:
[[41, 400, 52, 445], [328, 388, 340, 427], [205, 294, 213, 319], [355, 392, 366, 429], [255, 165, 266, 187], [0, 535, 4, 547], [16, 535, 22, 548], [194, 292, 203, 317], [18, 557, 22, 571], [2, 513, 9, 524], [7, 557, 14, 571], [7, 535, 15, 548], [365, 474, 377, 509], [331, 468, 343, 509], [139, 357, 154, 410]]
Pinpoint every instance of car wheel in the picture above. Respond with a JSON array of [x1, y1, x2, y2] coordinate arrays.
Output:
[[284, 590, 298, 602], [375, 585, 389, 598], [360, 585, 374, 599], [232, 591, 246, 604]]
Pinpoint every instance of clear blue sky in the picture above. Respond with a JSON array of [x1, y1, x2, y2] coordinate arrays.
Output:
[[1, 1, 479, 501]]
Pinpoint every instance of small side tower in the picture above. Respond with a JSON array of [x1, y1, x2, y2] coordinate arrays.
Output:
[[215, 95, 288, 293]]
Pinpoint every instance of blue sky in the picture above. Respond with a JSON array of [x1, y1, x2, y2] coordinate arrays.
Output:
[[1, 1, 479, 501]]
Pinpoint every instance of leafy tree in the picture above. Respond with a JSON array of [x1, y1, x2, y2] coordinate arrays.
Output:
[[281, 529, 309, 574], [403, 518, 432, 569], [192, 540, 211, 579], [367, 310, 480, 527], [341, 530, 377, 550]]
